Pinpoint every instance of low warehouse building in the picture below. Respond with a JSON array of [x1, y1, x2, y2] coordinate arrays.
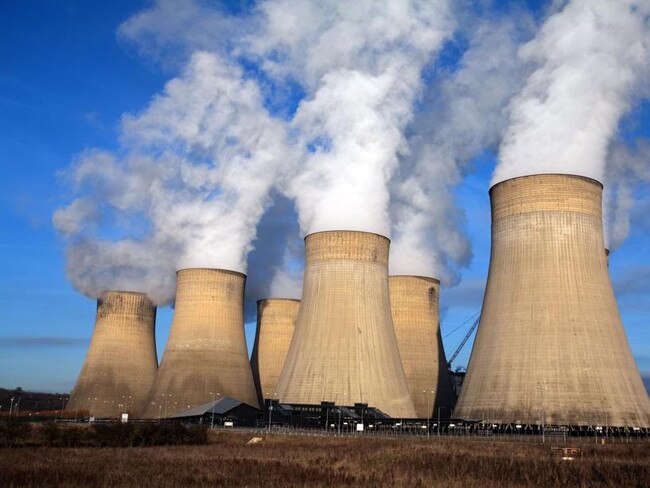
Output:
[[169, 397, 260, 427]]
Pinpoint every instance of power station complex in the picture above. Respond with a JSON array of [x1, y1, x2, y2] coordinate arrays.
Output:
[[67, 174, 650, 430]]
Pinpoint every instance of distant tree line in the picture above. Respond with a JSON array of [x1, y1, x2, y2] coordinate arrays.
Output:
[[0, 387, 69, 413]]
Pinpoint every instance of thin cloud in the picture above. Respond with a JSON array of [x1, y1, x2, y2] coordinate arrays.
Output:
[[0, 337, 88, 347]]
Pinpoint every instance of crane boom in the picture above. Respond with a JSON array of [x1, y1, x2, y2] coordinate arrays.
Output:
[[447, 316, 480, 368]]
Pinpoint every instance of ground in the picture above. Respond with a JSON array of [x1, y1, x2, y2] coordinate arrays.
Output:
[[1, 430, 648, 487]]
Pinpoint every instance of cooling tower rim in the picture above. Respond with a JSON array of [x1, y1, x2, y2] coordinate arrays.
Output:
[[99, 290, 150, 297], [304, 229, 391, 243], [389, 274, 440, 284], [489, 173, 603, 194], [175, 267, 246, 278], [257, 298, 301, 304]]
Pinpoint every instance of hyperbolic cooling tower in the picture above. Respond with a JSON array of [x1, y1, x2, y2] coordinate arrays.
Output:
[[66, 291, 158, 418], [250, 298, 300, 405], [455, 174, 650, 427], [389, 276, 456, 419], [143, 268, 258, 418], [276, 231, 416, 418]]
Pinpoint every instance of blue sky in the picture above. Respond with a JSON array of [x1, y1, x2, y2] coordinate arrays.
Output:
[[1, 0, 649, 394]]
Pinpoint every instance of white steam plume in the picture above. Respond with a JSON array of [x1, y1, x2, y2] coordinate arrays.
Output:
[[250, 0, 456, 236], [54, 52, 294, 304], [390, 17, 533, 283], [604, 139, 650, 250], [495, 0, 650, 185]]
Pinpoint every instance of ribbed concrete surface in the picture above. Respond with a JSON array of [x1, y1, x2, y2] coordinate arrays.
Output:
[[455, 174, 650, 427], [143, 268, 258, 418], [389, 276, 456, 419], [67, 292, 157, 418], [250, 299, 300, 405], [276, 231, 416, 418]]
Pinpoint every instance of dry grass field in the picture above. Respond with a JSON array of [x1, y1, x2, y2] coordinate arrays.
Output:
[[1, 429, 648, 487]]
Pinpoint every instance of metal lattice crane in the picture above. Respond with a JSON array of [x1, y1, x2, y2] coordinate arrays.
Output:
[[447, 315, 480, 369]]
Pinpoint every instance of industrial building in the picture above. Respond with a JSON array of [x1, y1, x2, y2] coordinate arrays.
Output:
[[389, 275, 455, 419], [264, 399, 391, 431], [143, 268, 259, 418], [169, 396, 260, 427], [455, 174, 650, 428], [276, 230, 416, 418], [66, 291, 158, 419], [250, 298, 300, 406]]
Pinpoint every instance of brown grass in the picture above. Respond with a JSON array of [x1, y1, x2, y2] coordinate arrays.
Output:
[[0, 430, 647, 487]]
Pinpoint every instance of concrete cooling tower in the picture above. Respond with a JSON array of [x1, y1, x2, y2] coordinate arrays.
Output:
[[250, 298, 300, 405], [143, 268, 258, 418], [66, 291, 157, 418], [389, 276, 456, 419], [276, 231, 416, 418], [455, 174, 650, 428]]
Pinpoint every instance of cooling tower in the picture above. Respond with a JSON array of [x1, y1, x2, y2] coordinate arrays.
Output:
[[455, 174, 650, 428], [389, 276, 456, 419], [276, 231, 416, 418], [143, 268, 258, 418], [250, 298, 300, 405], [66, 291, 157, 418]]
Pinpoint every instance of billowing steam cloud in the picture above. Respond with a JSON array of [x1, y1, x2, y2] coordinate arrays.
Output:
[[389, 16, 533, 283], [250, 0, 456, 237], [604, 139, 650, 250], [55, 0, 650, 306], [495, 0, 650, 185], [54, 52, 294, 304]]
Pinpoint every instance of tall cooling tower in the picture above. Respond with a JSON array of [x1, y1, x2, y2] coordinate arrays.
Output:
[[143, 268, 258, 418], [455, 174, 650, 427], [66, 291, 157, 418], [389, 276, 456, 419], [250, 298, 300, 405], [276, 231, 416, 418]]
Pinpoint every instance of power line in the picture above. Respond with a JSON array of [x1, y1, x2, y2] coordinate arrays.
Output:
[[442, 310, 480, 339]]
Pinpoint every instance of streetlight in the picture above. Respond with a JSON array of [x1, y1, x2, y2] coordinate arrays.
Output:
[[423, 389, 434, 439], [335, 392, 346, 435], [9, 397, 15, 418], [437, 406, 445, 437], [325, 403, 330, 433], [536, 383, 547, 443], [164, 394, 172, 418], [209, 391, 220, 429]]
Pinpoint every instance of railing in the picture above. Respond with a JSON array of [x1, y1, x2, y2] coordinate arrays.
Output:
[[206, 423, 650, 445]]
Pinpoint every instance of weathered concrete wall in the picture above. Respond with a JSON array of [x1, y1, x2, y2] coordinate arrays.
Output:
[[389, 276, 455, 419], [455, 174, 650, 427], [250, 299, 300, 406], [143, 268, 258, 418], [67, 291, 157, 418], [276, 231, 416, 418]]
